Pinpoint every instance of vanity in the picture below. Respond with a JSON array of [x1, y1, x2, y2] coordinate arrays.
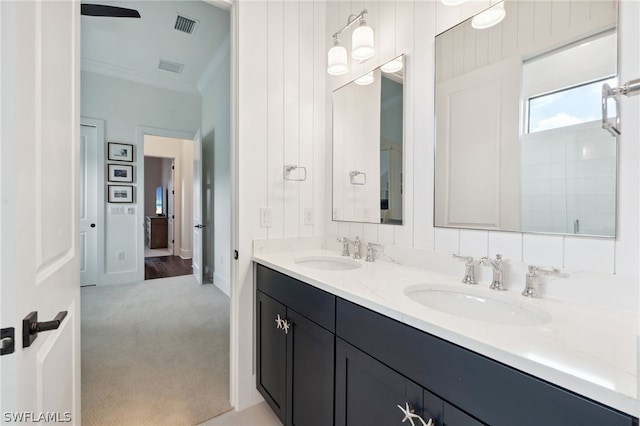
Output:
[[253, 246, 638, 426], [253, 0, 637, 424]]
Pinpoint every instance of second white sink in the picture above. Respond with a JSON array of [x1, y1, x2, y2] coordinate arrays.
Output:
[[295, 256, 361, 271], [404, 284, 551, 327]]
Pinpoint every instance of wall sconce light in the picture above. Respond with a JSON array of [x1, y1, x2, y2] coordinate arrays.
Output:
[[380, 56, 403, 74], [471, 2, 506, 29], [327, 9, 375, 76], [354, 72, 374, 86], [440, 0, 467, 6]]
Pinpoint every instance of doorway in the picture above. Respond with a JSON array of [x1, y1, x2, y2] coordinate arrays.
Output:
[[143, 134, 195, 281]]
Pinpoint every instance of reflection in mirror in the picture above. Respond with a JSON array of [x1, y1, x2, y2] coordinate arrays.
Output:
[[333, 55, 404, 224], [434, 0, 617, 237]]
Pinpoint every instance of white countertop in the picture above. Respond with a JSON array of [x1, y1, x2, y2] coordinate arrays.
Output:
[[252, 248, 638, 417]]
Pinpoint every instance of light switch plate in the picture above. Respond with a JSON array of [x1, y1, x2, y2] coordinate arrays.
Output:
[[304, 207, 313, 225], [260, 208, 272, 228]]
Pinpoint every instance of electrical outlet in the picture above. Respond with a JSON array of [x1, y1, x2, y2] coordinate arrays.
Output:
[[304, 207, 314, 225], [127, 207, 136, 214], [260, 208, 272, 228], [116, 251, 125, 260]]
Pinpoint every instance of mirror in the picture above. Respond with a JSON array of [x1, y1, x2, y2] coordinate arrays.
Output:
[[155, 186, 163, 215], [333, 55, 405, 224], [434, 1, 617, 237]]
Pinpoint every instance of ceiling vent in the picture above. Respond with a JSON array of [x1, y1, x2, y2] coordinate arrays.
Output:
[[174, 14, 198, 35], [158, 59, 184, 74]]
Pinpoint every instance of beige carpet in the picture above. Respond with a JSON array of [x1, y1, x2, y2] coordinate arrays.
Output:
[[81, 276, 232, 425]]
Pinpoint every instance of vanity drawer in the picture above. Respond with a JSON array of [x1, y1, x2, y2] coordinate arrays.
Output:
[[336, 298, 635, 426], [256, 264, 335, 332]]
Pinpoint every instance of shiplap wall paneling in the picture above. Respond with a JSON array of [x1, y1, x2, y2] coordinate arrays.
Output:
[[267, 0, 285, 239]]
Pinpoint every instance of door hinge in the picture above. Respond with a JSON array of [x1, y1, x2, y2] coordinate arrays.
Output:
[[172, 165, 175, 170], [234, 250, 239, 260], [172, 190, 175, 194], [1, 327, 15, 355], [172, 239, 175, 244]]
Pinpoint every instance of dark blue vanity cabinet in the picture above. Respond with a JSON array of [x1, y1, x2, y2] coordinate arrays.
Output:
[[256, 265, 335, 426], [256, 264, 637, 426]]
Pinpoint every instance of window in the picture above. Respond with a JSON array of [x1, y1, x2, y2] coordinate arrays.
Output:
[[527, 77, 617, 133]]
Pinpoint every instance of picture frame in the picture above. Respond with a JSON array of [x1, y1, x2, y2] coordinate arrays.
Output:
[[107, 164, 134, 183], [108, 142, 134, 162], [108, 185, 134, 203]]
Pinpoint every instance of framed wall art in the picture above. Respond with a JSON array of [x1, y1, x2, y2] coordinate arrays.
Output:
[[108, 185, 134, 203], [107, 164, 134, 183], [108, 142, 134, 162]]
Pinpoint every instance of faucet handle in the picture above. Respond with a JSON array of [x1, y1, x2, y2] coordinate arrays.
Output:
[[337, 237, 350, 257], [523, 265, 564, 297], [452, 253, 473, 264], [366, 242, 383, 262], [452, 254, 477, 284]]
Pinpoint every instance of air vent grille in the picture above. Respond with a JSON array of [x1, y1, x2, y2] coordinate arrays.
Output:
[[158, 59, 184, 74], [174, 14, 198, 34]]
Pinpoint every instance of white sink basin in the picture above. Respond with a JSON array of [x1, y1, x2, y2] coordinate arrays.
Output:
[[404, 285, 551, 327], [295, 256, 361, 271]]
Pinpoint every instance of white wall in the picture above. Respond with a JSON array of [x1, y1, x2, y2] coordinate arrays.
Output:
[[235, 0, 327, 410], [200, 33, 232, 294], [81, 71, 201, 284], [232, 0, 640, 411]]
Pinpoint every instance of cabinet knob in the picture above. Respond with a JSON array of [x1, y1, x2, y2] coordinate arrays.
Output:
[[397, 403, 433, 426], [275, 314, 284, 330]]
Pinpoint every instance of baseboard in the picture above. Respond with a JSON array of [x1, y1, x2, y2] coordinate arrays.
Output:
[[180, 248, 192, 259], [214, 272, 230, 297], [101, 270, 143, 286]]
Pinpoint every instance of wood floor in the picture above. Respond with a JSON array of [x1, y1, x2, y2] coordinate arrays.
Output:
[[145, 256, 193, 280]]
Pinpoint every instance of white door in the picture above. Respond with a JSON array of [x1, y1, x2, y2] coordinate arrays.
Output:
[[0, 0, 81, 422], [80, 124, 98, 286], [192, 131, 204, 284]]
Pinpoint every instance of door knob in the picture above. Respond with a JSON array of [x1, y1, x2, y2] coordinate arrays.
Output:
[[194, 224, 205, 229], [90, 223, 96, 228], [22, 311, 68, 348]]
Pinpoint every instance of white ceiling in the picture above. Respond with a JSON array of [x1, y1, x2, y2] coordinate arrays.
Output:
[[81, 1, 230, 94]]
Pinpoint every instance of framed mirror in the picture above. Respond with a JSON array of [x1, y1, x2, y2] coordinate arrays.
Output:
[[434, 1, 617, 237], [333, 54, 405, 225]]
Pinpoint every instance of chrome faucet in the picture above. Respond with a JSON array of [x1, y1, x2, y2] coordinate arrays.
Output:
[[452, 254, 476, 284], [365, 242, 383, 262], [523, 265, 562, 298], [337, 236, 361, 259], [479, 254, 505, 290]]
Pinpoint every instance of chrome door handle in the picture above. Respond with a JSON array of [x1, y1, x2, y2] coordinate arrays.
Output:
[[194, 224, 205, 229], [23, 311, 68, 348]]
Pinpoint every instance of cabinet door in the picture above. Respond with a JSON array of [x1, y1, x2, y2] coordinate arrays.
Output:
[[256, 291, 287, 423], [286, 309, 334, 426], [444, 403, 485, 426], [336, 339, 423, 426]]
